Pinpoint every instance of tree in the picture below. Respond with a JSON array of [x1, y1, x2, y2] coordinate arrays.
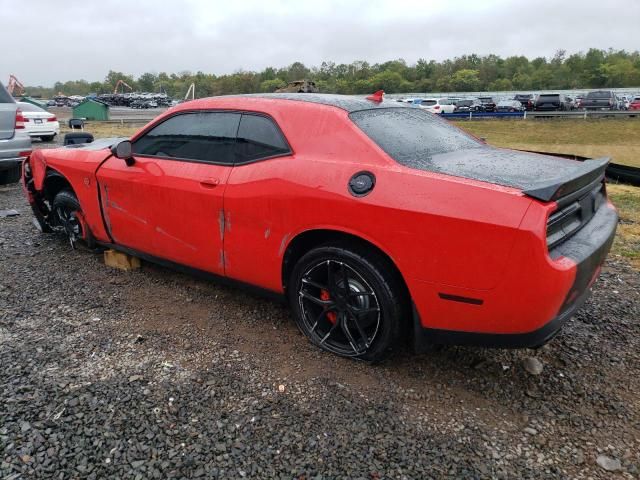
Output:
[[28, 48, 640, 98], [137, 72, 157, 92], [450, 69, 481, 91], [488, 78, 513, 91]]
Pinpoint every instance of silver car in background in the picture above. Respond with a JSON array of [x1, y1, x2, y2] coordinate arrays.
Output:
[[0, 83, 32, 184]]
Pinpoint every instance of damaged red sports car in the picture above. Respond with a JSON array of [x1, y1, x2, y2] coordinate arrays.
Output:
[[22, 94, 618, 361]]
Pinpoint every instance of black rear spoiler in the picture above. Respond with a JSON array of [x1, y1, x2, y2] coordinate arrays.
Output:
[[520, 154, 609, 202]]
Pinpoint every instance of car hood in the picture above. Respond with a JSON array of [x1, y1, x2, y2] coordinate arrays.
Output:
[[65, 137, 127, 151], [423, 146, 608, 201]]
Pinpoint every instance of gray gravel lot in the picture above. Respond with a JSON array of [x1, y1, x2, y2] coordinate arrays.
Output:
[[1, 180, 639, 479]]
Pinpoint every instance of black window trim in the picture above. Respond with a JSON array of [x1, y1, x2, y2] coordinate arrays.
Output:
[[130, 109, 293, 167]]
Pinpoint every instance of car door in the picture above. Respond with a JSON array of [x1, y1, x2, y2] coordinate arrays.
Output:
[[222, 113, 294, 290], [95, 111, 241, 274]]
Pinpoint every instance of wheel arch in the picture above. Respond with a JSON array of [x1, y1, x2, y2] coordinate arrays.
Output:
[[42, 168, 75, 203], [281, 228, 410, 298]]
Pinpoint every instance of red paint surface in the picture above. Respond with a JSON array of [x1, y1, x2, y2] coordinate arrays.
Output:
[[26, 97, 586, 335]]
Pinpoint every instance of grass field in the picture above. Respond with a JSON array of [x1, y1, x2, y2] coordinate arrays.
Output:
[[61, 124, 139, 139], [607, 184, 640, 268], [457, 118, 640, 168]]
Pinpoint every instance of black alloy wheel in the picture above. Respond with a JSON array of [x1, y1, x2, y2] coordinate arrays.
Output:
[[51, 190, 83, 248], [289, 245, 406, 362]]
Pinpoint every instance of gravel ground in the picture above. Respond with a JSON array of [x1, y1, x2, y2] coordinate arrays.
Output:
[[1, 179, 639, 479]]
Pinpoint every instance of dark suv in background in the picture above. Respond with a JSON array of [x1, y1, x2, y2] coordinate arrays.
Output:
[[0, 83, 32, 184], [580, 91, 619, 111], [513, 94, 534, 110], [453, 99, 483, 113], [478, 97, 497, 112], [533, 93, 573, 111]]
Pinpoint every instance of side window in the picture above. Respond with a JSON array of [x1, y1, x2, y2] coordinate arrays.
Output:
[[133, 112, 241, 164], [235, 114, 290, 163]]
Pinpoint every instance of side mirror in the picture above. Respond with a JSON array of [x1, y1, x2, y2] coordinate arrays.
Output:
[[110, 140, 134, 166]]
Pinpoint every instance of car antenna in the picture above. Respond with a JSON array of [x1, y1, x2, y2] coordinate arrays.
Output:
[[366, 90, 385, 103]]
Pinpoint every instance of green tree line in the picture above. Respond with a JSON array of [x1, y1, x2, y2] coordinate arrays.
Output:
[[24, 48, 640, 98]]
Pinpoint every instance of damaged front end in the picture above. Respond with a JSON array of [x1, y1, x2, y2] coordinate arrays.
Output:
[[22, 158, 90, 249], [21, 158, 53, 234]]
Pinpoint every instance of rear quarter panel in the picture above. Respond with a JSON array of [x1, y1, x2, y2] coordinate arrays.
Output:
[[223, 103, 533, 293]]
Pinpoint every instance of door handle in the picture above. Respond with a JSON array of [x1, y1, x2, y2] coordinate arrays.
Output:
[[200, 177, 220, 188]]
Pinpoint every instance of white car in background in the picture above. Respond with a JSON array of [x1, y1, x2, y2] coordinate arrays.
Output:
[[412, 98, 456, 114], [17, 102, 60, 142]]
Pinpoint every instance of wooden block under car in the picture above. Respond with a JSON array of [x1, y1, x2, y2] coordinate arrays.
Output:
[[103, 249, 141, 271]]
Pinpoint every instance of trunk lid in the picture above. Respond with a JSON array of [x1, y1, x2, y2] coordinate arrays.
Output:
[[427, 147, 608, 202]]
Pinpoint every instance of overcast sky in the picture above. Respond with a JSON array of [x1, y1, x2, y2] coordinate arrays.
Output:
[[2, 0, 638, 86]]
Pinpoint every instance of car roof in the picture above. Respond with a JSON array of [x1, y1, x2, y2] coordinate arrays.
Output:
[[183, 93, 410, 114]]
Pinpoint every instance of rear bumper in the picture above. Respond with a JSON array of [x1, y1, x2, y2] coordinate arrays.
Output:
[[414, 203, 618, 350], [0, 134, 32, 171]]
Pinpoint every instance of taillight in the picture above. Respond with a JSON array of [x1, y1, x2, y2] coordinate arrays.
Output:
[[47, 116, 57, 122], [15, 109, 26, 129], [434, 105, 440, 109], [18, 150, 32, 158]]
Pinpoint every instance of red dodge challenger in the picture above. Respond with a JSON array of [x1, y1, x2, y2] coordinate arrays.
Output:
[[22, 94, 618, 361]]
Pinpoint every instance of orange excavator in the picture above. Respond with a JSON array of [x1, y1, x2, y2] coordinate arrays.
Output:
[[113, 79, 133, 94], [7, 75, 25, 96]]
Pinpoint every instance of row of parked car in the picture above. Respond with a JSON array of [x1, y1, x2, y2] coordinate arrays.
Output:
[[399, 91, 640, 114]]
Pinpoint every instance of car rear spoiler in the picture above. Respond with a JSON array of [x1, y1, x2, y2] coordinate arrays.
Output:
[[519, 153, 609, 202]]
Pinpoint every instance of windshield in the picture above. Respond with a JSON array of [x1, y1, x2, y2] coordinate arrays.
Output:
[[350, 108, 482, 168]]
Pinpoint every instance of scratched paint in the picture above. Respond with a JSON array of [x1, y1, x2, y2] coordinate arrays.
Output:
[[155, 226, 197, 251], [264, 228, 271, 239], [108, 200, 148, 225], [218, 210, 225, 241], [225, 211, 232, 233], [100, 184, 113, 237], [278, 233, 291, 257]]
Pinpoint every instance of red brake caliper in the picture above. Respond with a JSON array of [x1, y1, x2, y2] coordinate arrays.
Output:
[[320, 289, 337, 324]]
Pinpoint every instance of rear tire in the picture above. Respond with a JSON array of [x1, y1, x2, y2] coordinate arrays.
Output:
[[288, 244, 407, 362]]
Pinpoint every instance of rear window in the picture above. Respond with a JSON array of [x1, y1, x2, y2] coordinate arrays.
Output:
[[0, 84, 14, 103], [17, 102, 46, 112], [457, 100, 473, 107], [586, 91, 612, 98], [420, 100, 437, 106], [538, 94, 560, 100], [350, 108, 482, 167]]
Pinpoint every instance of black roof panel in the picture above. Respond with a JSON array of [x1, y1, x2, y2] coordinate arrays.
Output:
[[223, 93, 410, 113]]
